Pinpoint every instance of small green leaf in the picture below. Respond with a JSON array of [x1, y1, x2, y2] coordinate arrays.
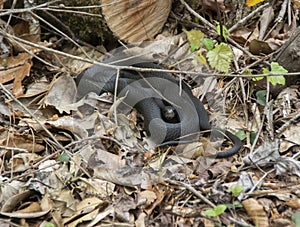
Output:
[[230, 185, 244, 197], [203, 38, 215, 51], [250, 131, 257, 144], [271, 62, 288, 73], [256, 90, 267, 106], [235, 130, 246, 140], [234, 203, 243, 208], [58, 152, 70, 163], [252, 76, 264, 81], [214, 204, 227, 215], [216, 23, 229, 40], [184, 29, 204, 52], [204, 209, 217, 217], [225, 203, 234, 209], [258, 62, 287, 85], [268, 62, 287, 85], [253, 68, 268, 81], [270, 76, 286, 84], [207, 42, 233, 73], [254, 67, 269, 81], [262, 67, 270, 74], [205, 205, 227, 217], [225, 202, 243, 209]]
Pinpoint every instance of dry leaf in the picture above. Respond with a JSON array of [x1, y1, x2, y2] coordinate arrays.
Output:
[[13, 19, 40, 44], [249, 39, 273, 55], [88, 207, 115, 226], [135, 212, 147, 227], [293, 0, 300, 10], [46, 115, 89, 139], [285, 198, 300, 208], [275, 157, 300, 177], [0, 53, 32, 96], [77, 178, 115, 197], [21, 76, 50, 98], [3, 133, 45, 153], [243, 140, 280, 166], [138, 190, 157, 207], [242, 198, 269, 226], [230, 27, 258, 45], [62, 197, 106, 226], [0, 191, 52, 218], [17, 202, 41, 213], [64, 208, 99, 227], [8, 153, 42, 172], [44, 74, 77, 114], [13, 61, 32, 97]]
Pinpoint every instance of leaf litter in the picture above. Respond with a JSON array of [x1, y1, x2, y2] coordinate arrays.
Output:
[[0, 1, 299, 226]]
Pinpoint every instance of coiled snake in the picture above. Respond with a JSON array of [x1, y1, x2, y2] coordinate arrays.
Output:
[[76, 56, 242, 158]]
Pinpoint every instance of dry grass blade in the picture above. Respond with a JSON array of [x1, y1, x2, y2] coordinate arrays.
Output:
[[101, 0, 172, 43]]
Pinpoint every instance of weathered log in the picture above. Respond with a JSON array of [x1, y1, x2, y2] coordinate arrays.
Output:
[[101, 0, 172, 43]]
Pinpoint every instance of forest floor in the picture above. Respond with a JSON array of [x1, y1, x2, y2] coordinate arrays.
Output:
[[0, 1, 299, 226]]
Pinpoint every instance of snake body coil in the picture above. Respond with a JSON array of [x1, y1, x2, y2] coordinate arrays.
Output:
[[76, 56, 242, 158]]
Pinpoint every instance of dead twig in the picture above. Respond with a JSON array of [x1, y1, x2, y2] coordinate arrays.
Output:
[[0, 0, 60, 17]]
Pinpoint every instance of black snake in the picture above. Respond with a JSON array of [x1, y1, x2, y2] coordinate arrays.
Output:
[[76, 55, 242, 158]]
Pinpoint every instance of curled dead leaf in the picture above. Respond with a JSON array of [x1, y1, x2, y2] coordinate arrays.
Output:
[[0, 190, 52, 218]]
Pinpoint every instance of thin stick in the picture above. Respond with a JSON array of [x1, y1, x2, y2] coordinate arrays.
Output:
[[2, 30, 297, 78], [0, 0, 60, 17]]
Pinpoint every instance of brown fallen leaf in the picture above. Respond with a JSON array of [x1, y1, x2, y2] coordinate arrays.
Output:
[[3, 132, 45, 153], [242, 198, 269, 227], [0, 52, 33, 96], [292, 0, 300, 10], [285, 197, 300, 208], [12, 61, 32, 97], [8, 153, 42, 172], [138, 190, 157, 207], [17, 202, 41, 213], [44, 74, 77, 114], [249, 39, 273, 55]]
